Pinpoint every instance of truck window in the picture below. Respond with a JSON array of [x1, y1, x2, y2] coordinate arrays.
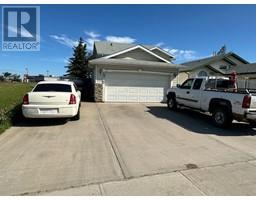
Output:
[[193, 79, 203, 90], [205, 79, 234, 90], [180, 79, 194, 89], [205, 79, 216, 90], [217, 80, 234, 89]]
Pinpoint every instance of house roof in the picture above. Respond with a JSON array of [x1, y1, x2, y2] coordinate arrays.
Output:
[[103, 45, 171, 63], [226, 63, 256, 74], [89, 58, 181, 72], [150, 47, 175, 58], [180, 52, 249, 72], [93, 41, 174, 59]]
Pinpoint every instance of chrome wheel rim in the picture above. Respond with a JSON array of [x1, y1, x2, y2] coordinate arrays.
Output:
[[168, 98, 174, 108], [215, 111, 225, 125]]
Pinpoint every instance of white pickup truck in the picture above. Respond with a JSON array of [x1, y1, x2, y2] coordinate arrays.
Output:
[[167, 77, 256, 127]]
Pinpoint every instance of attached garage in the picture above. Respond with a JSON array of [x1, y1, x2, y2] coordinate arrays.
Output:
[[105, 72, 170, 102], [89, 41, 182, 103]]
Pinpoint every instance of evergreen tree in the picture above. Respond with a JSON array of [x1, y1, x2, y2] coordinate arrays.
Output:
[[3, 72, 11, 79], [66, 37, 91, 78]]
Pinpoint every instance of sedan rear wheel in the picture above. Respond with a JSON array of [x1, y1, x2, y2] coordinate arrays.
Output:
[[72, 106, 80, 121]]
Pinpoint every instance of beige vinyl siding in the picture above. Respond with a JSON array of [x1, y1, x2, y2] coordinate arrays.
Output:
[[172, 72, 189, 86], [95, 65, 175, 83], [188, 67, 223, 78], [114, 48, 163, 62], [151, 49, 171, 62]]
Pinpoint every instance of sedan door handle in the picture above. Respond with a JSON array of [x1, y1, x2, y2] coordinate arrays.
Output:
[[186, 91, 190, 94]]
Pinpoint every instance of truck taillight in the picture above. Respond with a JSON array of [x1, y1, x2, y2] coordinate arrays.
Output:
[[23, 94, 29, 105], [242, 95, 251, 109], [69, 94, 76, 104]]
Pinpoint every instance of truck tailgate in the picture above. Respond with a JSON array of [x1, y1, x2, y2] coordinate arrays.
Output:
[[250, 95, 256, 109]]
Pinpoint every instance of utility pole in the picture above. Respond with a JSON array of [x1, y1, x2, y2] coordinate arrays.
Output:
[[25, 67, 28, 76], [46, 70, 49, 77], [24, 67, 29, 83]]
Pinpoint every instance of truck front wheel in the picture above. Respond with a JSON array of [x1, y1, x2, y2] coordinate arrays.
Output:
[[167, 96, 177, 111], [212, 108, 232, 128]]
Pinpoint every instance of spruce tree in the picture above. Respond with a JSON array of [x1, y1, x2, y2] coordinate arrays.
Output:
[[66, 37, 91, 78]]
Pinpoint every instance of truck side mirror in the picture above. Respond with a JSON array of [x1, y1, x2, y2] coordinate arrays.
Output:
[[177, 84, 181, 88]]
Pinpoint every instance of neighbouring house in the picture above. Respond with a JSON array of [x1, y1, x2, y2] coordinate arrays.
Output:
[[175, 52, 250, 85], [23, 75, 44, 83], [89, 41, 182, 103], [44, 76, 59, 82], [225, 63, 256, 89], [23, 75, 59, 83]]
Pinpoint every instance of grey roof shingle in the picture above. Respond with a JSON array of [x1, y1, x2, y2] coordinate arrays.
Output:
[[182, 54, 228, 68], [93, 41, 162, 57], [180, 52, 249, 73], [89, 57, 181, 72], [226, 63, 256, 74]]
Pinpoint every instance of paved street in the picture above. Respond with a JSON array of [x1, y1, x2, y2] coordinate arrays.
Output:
[[0, 102, 256, 195]]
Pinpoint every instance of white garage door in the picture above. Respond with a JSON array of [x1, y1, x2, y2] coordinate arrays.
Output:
[[105, 72, 170, 102]]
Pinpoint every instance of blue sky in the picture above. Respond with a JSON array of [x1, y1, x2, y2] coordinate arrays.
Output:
[[0, 4, 256, 76]]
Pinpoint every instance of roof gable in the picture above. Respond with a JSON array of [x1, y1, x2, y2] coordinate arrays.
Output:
[[150, 47, 174, 58], [181, 52, 249, 73], [94, 41, 135, 57], [93, 41, 173, 63], [104, 45, 171, 63]]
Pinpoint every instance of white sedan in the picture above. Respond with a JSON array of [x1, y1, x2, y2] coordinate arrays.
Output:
[[22, 81, 81, 120]]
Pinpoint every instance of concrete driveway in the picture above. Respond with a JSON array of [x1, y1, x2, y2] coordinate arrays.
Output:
[[0, 102, 256, 195]]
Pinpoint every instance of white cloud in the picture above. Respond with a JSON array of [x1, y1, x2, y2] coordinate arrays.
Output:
[[85, 31, 100, 38], [50, 34, 78, 48], [155, 42, 197, 62], [164, 48, 197, 61], [105, 36, 135, 44], [154, 42, 198, 62], [8, 26, 33, 37], [155, 42, 164, 47], [8, 26, 42, 40], [85, 38, 100, 51], [50, 30, 136, 52], [84, 30, 101, 51]]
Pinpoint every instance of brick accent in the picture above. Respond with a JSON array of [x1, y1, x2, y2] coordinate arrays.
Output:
[[94, 83, 103, 102]]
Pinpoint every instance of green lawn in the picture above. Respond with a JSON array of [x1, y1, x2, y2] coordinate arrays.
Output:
[[0, 83, 34, 134]]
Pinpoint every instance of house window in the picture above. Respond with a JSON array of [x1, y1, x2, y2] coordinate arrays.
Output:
[[198, 71, 208, 77], [219, 65, 227, 70]]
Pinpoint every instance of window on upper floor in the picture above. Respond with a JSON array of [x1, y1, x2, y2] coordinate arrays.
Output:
[[198, 71, 208, 77]]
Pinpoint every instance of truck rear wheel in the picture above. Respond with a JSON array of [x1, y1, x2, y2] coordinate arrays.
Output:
[[212, 108, 232, 128], [167, 96, 177, 111], [249, 120, 256, 127]]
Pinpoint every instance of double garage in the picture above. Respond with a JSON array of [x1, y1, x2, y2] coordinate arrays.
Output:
[[90, 58, 178, 103], [104, 72, 171, 103]]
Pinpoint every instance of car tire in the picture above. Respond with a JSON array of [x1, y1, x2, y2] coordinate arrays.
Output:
[[167, 96, 177, 111], [72, 107, 80, 121], [212, 107, 232, 128], [249, 120, 256, 127]]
